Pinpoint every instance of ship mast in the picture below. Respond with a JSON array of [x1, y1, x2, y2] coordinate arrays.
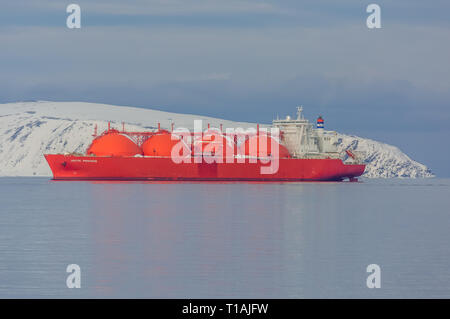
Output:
[[296, 106, 304, 120]]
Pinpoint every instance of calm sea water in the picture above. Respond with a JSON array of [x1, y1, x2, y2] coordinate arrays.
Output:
[[0, 177, 449, 298]]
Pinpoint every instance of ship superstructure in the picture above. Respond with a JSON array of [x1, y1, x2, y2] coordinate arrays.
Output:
[[273, 106, 340, 159]]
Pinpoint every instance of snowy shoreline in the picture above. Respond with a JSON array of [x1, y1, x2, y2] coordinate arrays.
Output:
[[0, 101, 434, 178]]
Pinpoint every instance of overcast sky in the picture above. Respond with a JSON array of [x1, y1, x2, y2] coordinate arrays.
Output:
[[1, 0, 449, 176]]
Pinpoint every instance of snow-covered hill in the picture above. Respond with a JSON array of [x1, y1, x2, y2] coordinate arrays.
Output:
[[336, 134, 433, 178], [0, 101, 433, 178]]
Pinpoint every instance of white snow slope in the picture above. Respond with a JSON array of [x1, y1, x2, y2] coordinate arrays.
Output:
[[0, 101, 433, 178]]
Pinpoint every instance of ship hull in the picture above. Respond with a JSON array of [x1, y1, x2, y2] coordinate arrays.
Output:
[[44, 154, 365, 181]]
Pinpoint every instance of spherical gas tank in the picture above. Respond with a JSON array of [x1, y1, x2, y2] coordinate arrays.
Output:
[[142, 133, 190, 157], [240, 134, 290, 158], [87, 132, 143, 157]]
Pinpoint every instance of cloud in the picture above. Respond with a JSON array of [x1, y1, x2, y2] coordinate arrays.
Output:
[[84, 0, 281, 16], [3, 0, 450, 28], [1, 24, 449, 92], [2, 0, 283, 16]]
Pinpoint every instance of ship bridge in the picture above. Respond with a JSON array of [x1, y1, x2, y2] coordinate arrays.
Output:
[[273, 106, 339, 158]]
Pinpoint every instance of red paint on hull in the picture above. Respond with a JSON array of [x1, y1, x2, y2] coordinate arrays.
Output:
[[44, 154, 365, 182]]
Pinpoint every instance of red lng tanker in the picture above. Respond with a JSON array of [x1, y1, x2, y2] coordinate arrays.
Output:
[[44, 107, 365, 181]]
